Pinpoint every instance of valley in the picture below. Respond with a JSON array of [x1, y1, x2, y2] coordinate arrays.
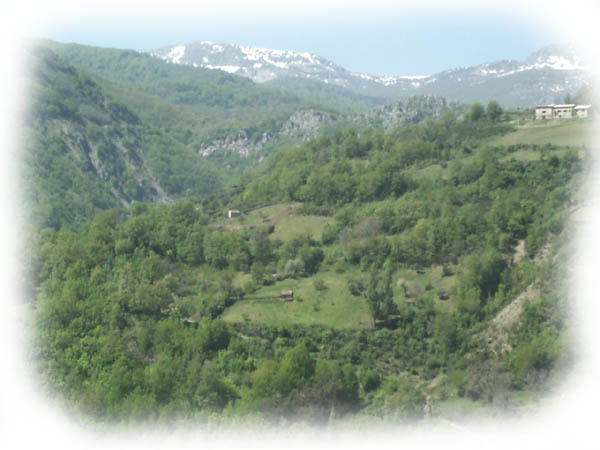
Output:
[[21, 38, 595, 427]]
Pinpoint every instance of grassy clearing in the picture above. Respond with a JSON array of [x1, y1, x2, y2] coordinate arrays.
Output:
[[210, 202, 332, 240], [223, 263, 461, 329], [222, 271, 373, 329], [489, 119, 596, 147], [393, 265, 458, 312], [243, 203, 297, 226], [271, 214, 332, 240], [211, 203, 292, 229]]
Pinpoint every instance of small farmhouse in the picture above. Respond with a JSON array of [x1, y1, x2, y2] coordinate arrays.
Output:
[[228, 210, 241, 219]]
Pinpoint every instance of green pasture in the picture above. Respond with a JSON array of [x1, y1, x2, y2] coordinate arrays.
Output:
[[222, 271, 373, 329], [211, 202, 332, 240], [270, 214, 332, 240], [488, 119, 596, 148]]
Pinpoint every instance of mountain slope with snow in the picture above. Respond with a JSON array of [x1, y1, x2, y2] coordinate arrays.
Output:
[[150, 42, 592, 107]]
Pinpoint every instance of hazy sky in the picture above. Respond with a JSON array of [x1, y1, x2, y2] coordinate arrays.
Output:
[[36, 3, 556, 76]]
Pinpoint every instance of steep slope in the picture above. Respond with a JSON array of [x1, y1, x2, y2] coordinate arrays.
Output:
[[44, 40, 457, 166], [41, 40, 385, 172], [43, 40, 308, 133], [29, 113, 588, 424], [22, 45, 223, 230]]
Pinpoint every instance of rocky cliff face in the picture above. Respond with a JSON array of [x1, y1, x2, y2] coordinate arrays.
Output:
[[280, 110, 336, 138], [199, 109, 337, 158], [353, 96, 462, 130], [198, 96, 461, 159]]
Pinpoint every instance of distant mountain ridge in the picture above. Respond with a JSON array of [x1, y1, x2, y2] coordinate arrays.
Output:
[[150, 42, 592, 107]]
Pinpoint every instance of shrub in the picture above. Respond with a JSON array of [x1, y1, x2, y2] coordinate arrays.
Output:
[[362, 370, 381, 393], [313, 278, 327, 291], [347, 278, 365, 296]]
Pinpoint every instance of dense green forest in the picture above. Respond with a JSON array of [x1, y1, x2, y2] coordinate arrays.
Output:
[[26, 55, 589, 426]]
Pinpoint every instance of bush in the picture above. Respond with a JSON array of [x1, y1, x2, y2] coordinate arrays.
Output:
[[362, 370, 381, 393], [242, 279, 257, 294], [347, 278, 365, 296], [313, 278, 327, 291]]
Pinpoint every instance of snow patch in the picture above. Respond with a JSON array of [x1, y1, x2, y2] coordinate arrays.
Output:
[[271, 61, 289, 69], [479, 69, 498, 75], [496, 55, 590, 78], [237, 45, 319, 70], [378, 76, 401, 86], [540, 55, 589, 71], [398, 75, 430, 80], [350, 72, 430, 87], [167, 45, 185, 64]]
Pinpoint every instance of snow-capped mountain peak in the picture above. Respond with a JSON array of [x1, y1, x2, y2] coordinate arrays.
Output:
[[148, 42, 591, 107], [149, 41, 430, 87]]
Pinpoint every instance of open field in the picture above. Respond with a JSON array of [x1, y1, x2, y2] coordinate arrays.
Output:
[[211, 202, 332, 240], [223, 262, 460, 329], [222, 271, 373, 329], [270, 213, 332, 240], [489, 119, 596, 147]]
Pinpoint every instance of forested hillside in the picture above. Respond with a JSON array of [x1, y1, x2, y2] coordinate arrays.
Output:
[[22, 45, 224, 230], [23, 41, 467, 230], [39, 40, 391, 180], [27, 86, 590, 426]]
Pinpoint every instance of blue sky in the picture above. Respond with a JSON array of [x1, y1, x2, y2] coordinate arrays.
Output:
[[39, 5, 554, 76]]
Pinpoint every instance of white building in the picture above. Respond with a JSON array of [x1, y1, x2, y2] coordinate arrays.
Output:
[[535, 105, 554, 120], [553, 104, 576, 118], [535, 103, 591, 119], [575, 105, 592, 118]]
